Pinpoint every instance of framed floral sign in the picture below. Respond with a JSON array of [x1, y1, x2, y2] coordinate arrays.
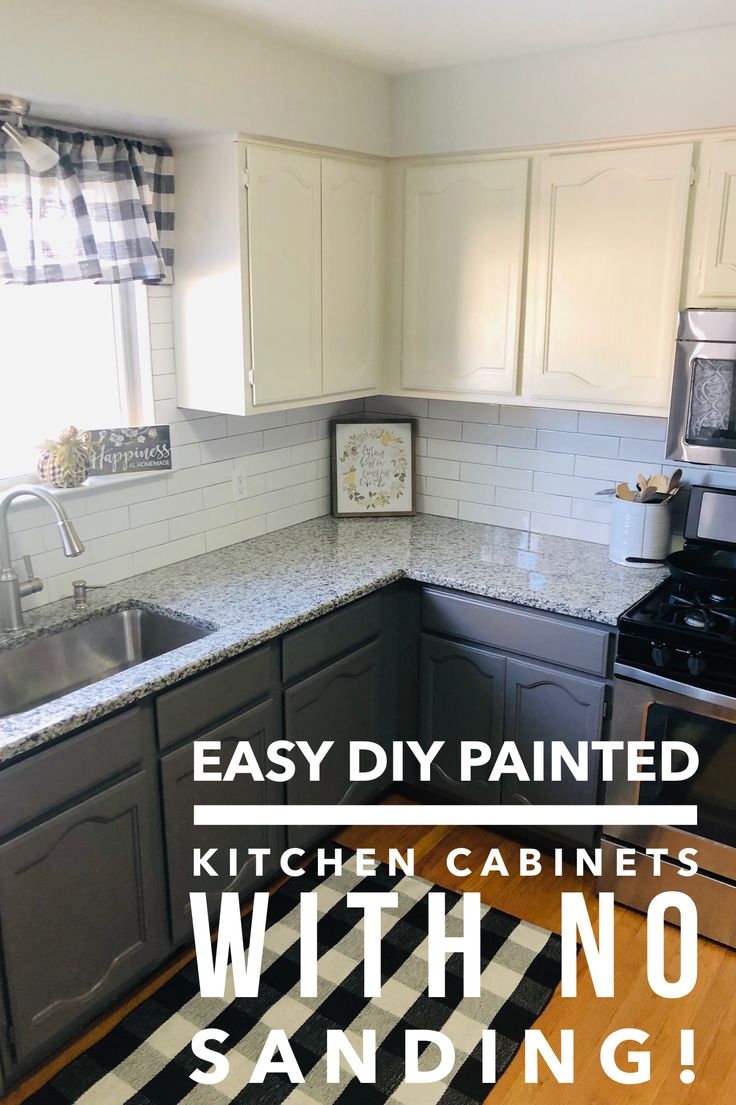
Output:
[[331, 420, 416, 517]]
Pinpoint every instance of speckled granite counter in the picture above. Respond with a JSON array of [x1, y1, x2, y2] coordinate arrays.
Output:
[[0, 514, 666, 763]]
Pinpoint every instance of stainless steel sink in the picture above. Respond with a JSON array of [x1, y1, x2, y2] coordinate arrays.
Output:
[[0, 607, 214, 718]]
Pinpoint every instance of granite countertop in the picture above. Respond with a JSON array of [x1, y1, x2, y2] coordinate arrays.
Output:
[[0, 514, 666, 764]]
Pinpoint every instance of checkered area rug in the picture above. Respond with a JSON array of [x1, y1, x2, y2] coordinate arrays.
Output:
[[28, 852, 563, 1105]]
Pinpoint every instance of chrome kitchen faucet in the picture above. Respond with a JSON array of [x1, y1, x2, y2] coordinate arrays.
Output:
[[0, 485, 85, 631]]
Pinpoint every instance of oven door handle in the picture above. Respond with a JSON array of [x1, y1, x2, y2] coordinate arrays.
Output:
[[614, 662, 736, 710]]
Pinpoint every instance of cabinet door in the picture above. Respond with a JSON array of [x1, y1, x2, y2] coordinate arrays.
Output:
[[247, 145, 322, 405], [402, 158, 528, 396], [690, 139, 736, 303], [161, 699, 284, 946], [285, 640, 382, 850], [0, 770, 168, 1068], [524, 143, 693, 408], [503, 658, 605, 846], [322, 159, 383, 396], [419, 634, 505, 803]]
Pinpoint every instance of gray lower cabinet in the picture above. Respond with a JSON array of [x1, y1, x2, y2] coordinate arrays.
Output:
[[502, 657, 606, 846], [419, 633, 506, 802], [161, 697, 285, 945], [0, 706, 168, 1075], [285, 639, 384, 849]]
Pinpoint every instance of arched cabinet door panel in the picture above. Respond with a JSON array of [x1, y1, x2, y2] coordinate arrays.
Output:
[[161, 697, 284, 946], [503, 658, 606, 848], [419, 633, 506, 803], [524, 143, 693, 408], [402, 158, 528, 397], [0, 766, 168, 1068], [247, 145, 322, 406], [285, 640, 383, 850], [689, 139, 736, 305], [322, 158, 383, 396]]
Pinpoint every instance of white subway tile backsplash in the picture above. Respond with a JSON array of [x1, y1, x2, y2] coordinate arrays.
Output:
[[416, 455, 461, 481], [205, 515, 266, 552], [462, 422, 537, 449], [496, 447, 575, 474], [200, 431, 264, 463], [500, 406, 579, 431], [424, 477, 495, 505], [459, 502, 531, 531], [495, 487, 572, 516], [537, 430, 619, 458], [151, 348, 176, 376], [459, 462, 533, 491], [149, 322, 174, 350], [153, 372, 179, 402], [578, 412, 667, 440], [416, 493, 458, 518], [417, 417, 462, 441], [132, 534, 206, 574], [428, 399, 500, 424], [618, 438, 666, 463], [263, 422, 318, 451], [427, 439, 498, 466], [367, 395, 429, 418], [530, 513, 609, 545], [169, 416, 228, 446]]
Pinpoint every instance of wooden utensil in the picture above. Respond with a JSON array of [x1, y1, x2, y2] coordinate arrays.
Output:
[[637, 473, 649, 492], [638, 485, 658, 503], [616, 482, 636, 501], [667, 468, 683, 492], [649, 474, 669, 493]]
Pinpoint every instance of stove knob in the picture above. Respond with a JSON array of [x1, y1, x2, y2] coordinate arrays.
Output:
[[687, 652, 707, 677], [651, 643, 671, 668]]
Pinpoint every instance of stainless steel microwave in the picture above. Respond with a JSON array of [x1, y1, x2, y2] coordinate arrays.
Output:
[[666, 309, 736, 468]]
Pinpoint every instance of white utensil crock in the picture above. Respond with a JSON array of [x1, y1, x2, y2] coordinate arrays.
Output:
[[608, 497, 672, 566]]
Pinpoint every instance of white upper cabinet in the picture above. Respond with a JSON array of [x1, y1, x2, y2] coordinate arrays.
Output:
[[173, 139, 384, 416], [523, 143, 694, 410], [688, 139, 736, 305], [246, 146, 323, 407], [401, 159, 528, 397], [322, 159, 383, 396]]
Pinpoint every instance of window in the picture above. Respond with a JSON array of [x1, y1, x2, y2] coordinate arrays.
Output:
[[0, 282, 153, 479]]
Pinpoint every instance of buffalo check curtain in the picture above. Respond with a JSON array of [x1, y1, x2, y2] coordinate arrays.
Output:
[[0, 125, 174, 284]]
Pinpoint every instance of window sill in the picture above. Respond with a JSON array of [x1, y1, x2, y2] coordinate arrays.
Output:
[[0, 469, 171, 504]]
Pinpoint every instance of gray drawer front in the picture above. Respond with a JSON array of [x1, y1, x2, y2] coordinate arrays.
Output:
[[282, 593, 381, 683], [421, 587, 611, 676], [156, 644, 272, 750], [0, 706, 152, 839]]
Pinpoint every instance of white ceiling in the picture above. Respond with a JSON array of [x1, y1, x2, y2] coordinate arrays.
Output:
[[173, 0, 736, 72]]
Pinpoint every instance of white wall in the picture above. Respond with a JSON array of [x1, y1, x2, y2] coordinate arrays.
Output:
[[1, 0, 391, 154], [392, 23, 736, 155]]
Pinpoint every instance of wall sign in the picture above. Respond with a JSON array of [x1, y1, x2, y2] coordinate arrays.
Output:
[[86, 426, 172, 475], [331, 420, 416, 517]]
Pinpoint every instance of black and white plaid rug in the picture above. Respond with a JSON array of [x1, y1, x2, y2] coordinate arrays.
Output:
[[29, 852, 563, 1105]]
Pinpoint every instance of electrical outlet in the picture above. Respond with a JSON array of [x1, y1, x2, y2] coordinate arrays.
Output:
[[233, 471, 248, 500]]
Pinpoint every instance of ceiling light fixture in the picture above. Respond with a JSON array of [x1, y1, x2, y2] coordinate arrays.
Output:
[[0, 94, 60, 172]]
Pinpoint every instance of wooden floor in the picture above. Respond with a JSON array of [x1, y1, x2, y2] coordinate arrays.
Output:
[[6, 800, 736, 1104]]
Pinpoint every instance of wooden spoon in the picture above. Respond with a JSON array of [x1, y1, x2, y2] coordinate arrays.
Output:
[[616, 482, 636, 501], [637, 473, 649, 492], [667, 468, 683, 492]]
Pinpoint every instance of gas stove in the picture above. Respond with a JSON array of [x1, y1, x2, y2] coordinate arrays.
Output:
[[617, 578, 736, 695]]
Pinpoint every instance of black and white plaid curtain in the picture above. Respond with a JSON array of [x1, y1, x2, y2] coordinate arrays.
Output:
[[0, 125, 174, 284]]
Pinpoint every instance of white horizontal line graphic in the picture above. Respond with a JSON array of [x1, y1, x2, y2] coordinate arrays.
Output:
[[193, 804, 697, 828]]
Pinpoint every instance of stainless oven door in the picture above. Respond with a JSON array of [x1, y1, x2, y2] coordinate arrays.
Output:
[[605, 663, 736, 882], [666, 339, 736, 466]]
